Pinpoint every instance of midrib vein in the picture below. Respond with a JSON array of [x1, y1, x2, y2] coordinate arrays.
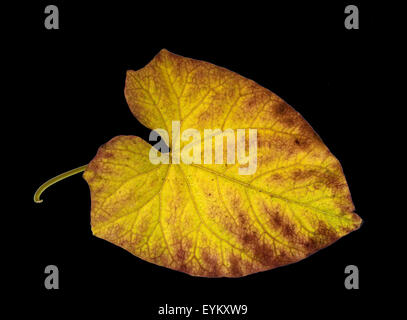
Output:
[[189, 163, 351, 219]]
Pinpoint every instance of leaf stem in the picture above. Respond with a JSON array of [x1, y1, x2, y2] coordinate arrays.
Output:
[[34, 165, 88, 203]]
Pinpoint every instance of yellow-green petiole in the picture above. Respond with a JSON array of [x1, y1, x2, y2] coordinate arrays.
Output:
[[34, 165, 88, 203]]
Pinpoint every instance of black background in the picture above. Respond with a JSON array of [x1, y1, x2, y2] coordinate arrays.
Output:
[[16, 1, 386, 318]]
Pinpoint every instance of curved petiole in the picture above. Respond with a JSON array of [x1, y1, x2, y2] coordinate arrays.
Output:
[[34, 165, 88, 203]]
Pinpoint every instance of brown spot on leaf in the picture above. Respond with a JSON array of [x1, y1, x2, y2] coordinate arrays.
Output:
[[292, 169, 317, 182], [317, 221, 339, 243], [275, 102, 288, 115], [293, 137, 311, 150], [201, 249, 221, 277], [237, 225, 275, 267], [263, 205, 297, 241], [300, 221, 339, 254], [265, 173, 283, 184], [253, 240, 275, 266], [229, 255, 243, 277]]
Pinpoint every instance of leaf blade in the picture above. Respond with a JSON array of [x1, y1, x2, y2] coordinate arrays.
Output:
[[84, 49, 361, 277]]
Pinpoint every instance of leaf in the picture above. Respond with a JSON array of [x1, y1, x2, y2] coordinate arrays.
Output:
[[83, 49, 361, 277]]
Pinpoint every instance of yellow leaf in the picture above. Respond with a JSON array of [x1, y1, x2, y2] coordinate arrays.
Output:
[[83, 49, 361, 277]]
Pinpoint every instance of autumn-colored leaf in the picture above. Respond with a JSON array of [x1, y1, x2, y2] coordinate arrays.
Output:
[[82, 49, 361, 277]]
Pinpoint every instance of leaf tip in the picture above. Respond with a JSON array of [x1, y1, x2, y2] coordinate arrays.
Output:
[[354, 214, 363, 229]]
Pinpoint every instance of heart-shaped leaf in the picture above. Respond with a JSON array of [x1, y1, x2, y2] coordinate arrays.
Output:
[[83, 49, 361, 277]]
